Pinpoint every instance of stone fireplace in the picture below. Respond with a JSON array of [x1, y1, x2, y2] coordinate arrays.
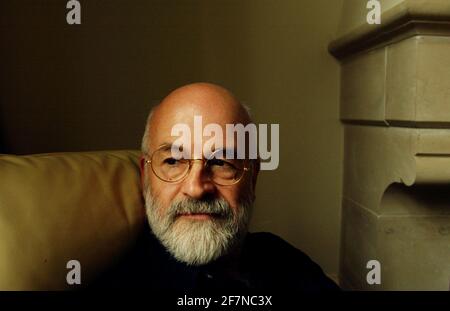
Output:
[[330, 0, 450, 290]]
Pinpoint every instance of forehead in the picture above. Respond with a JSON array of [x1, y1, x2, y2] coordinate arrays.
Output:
[[148, 94, 248, 150]]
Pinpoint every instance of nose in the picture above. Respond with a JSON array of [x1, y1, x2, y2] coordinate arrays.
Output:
[[180, 160, 216, 199]]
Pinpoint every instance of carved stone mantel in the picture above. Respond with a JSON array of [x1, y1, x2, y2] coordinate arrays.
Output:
[[330, 0, 450, 290]]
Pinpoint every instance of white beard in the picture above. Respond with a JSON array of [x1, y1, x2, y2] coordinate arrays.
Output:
[[144, 191, 253, 266]]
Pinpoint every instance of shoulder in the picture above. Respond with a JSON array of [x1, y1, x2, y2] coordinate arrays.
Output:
[[242, 232, 340, 291], [244, 232, 318, 270]]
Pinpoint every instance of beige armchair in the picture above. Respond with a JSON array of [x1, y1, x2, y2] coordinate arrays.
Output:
[[0, 150, 145, 290]]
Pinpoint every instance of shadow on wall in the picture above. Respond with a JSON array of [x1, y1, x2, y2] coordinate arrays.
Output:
[[381, 183, 450, 214], [0, 0, 209, 154], [0, 107, 7, 154]]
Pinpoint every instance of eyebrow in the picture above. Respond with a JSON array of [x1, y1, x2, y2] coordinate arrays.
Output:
[[158, 143, 183, 151], [206, 147, 241, 159], [156, 143, 240, 158]]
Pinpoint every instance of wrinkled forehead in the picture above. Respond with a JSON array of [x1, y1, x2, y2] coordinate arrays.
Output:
[[148, 100, 251, 154]]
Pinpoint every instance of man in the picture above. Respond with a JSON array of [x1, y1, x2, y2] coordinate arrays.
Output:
[[92, 82, 339, 292]]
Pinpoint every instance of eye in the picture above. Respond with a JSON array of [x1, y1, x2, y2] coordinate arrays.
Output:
[[163, 157, 178, 165], [209, 159, 237, 170], [209, 159, 226, 166]]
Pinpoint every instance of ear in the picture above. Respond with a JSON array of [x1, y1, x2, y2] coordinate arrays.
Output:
[[251, 158, 260, 194], [139, 155, 146, 190]]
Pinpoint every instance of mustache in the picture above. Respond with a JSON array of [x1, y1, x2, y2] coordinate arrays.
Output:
[[166, 198, 233, 220]]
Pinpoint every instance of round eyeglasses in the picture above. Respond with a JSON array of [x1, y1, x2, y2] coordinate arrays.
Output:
[[144, 145, 250, 186]]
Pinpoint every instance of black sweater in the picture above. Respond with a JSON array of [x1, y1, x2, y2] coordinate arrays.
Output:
[[90, 223, 340, 292]]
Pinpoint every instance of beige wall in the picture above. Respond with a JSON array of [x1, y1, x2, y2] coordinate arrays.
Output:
[[0, 0, 343, 276]]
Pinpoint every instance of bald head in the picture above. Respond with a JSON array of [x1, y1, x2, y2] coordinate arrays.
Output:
[[155, 83, 249, 122], [142, 83, 252, 155]]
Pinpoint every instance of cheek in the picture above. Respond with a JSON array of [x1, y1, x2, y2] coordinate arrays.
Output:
[[220, 179, 254, 209], [149, 176, 180, 208], [217, 188, 244, 211]]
